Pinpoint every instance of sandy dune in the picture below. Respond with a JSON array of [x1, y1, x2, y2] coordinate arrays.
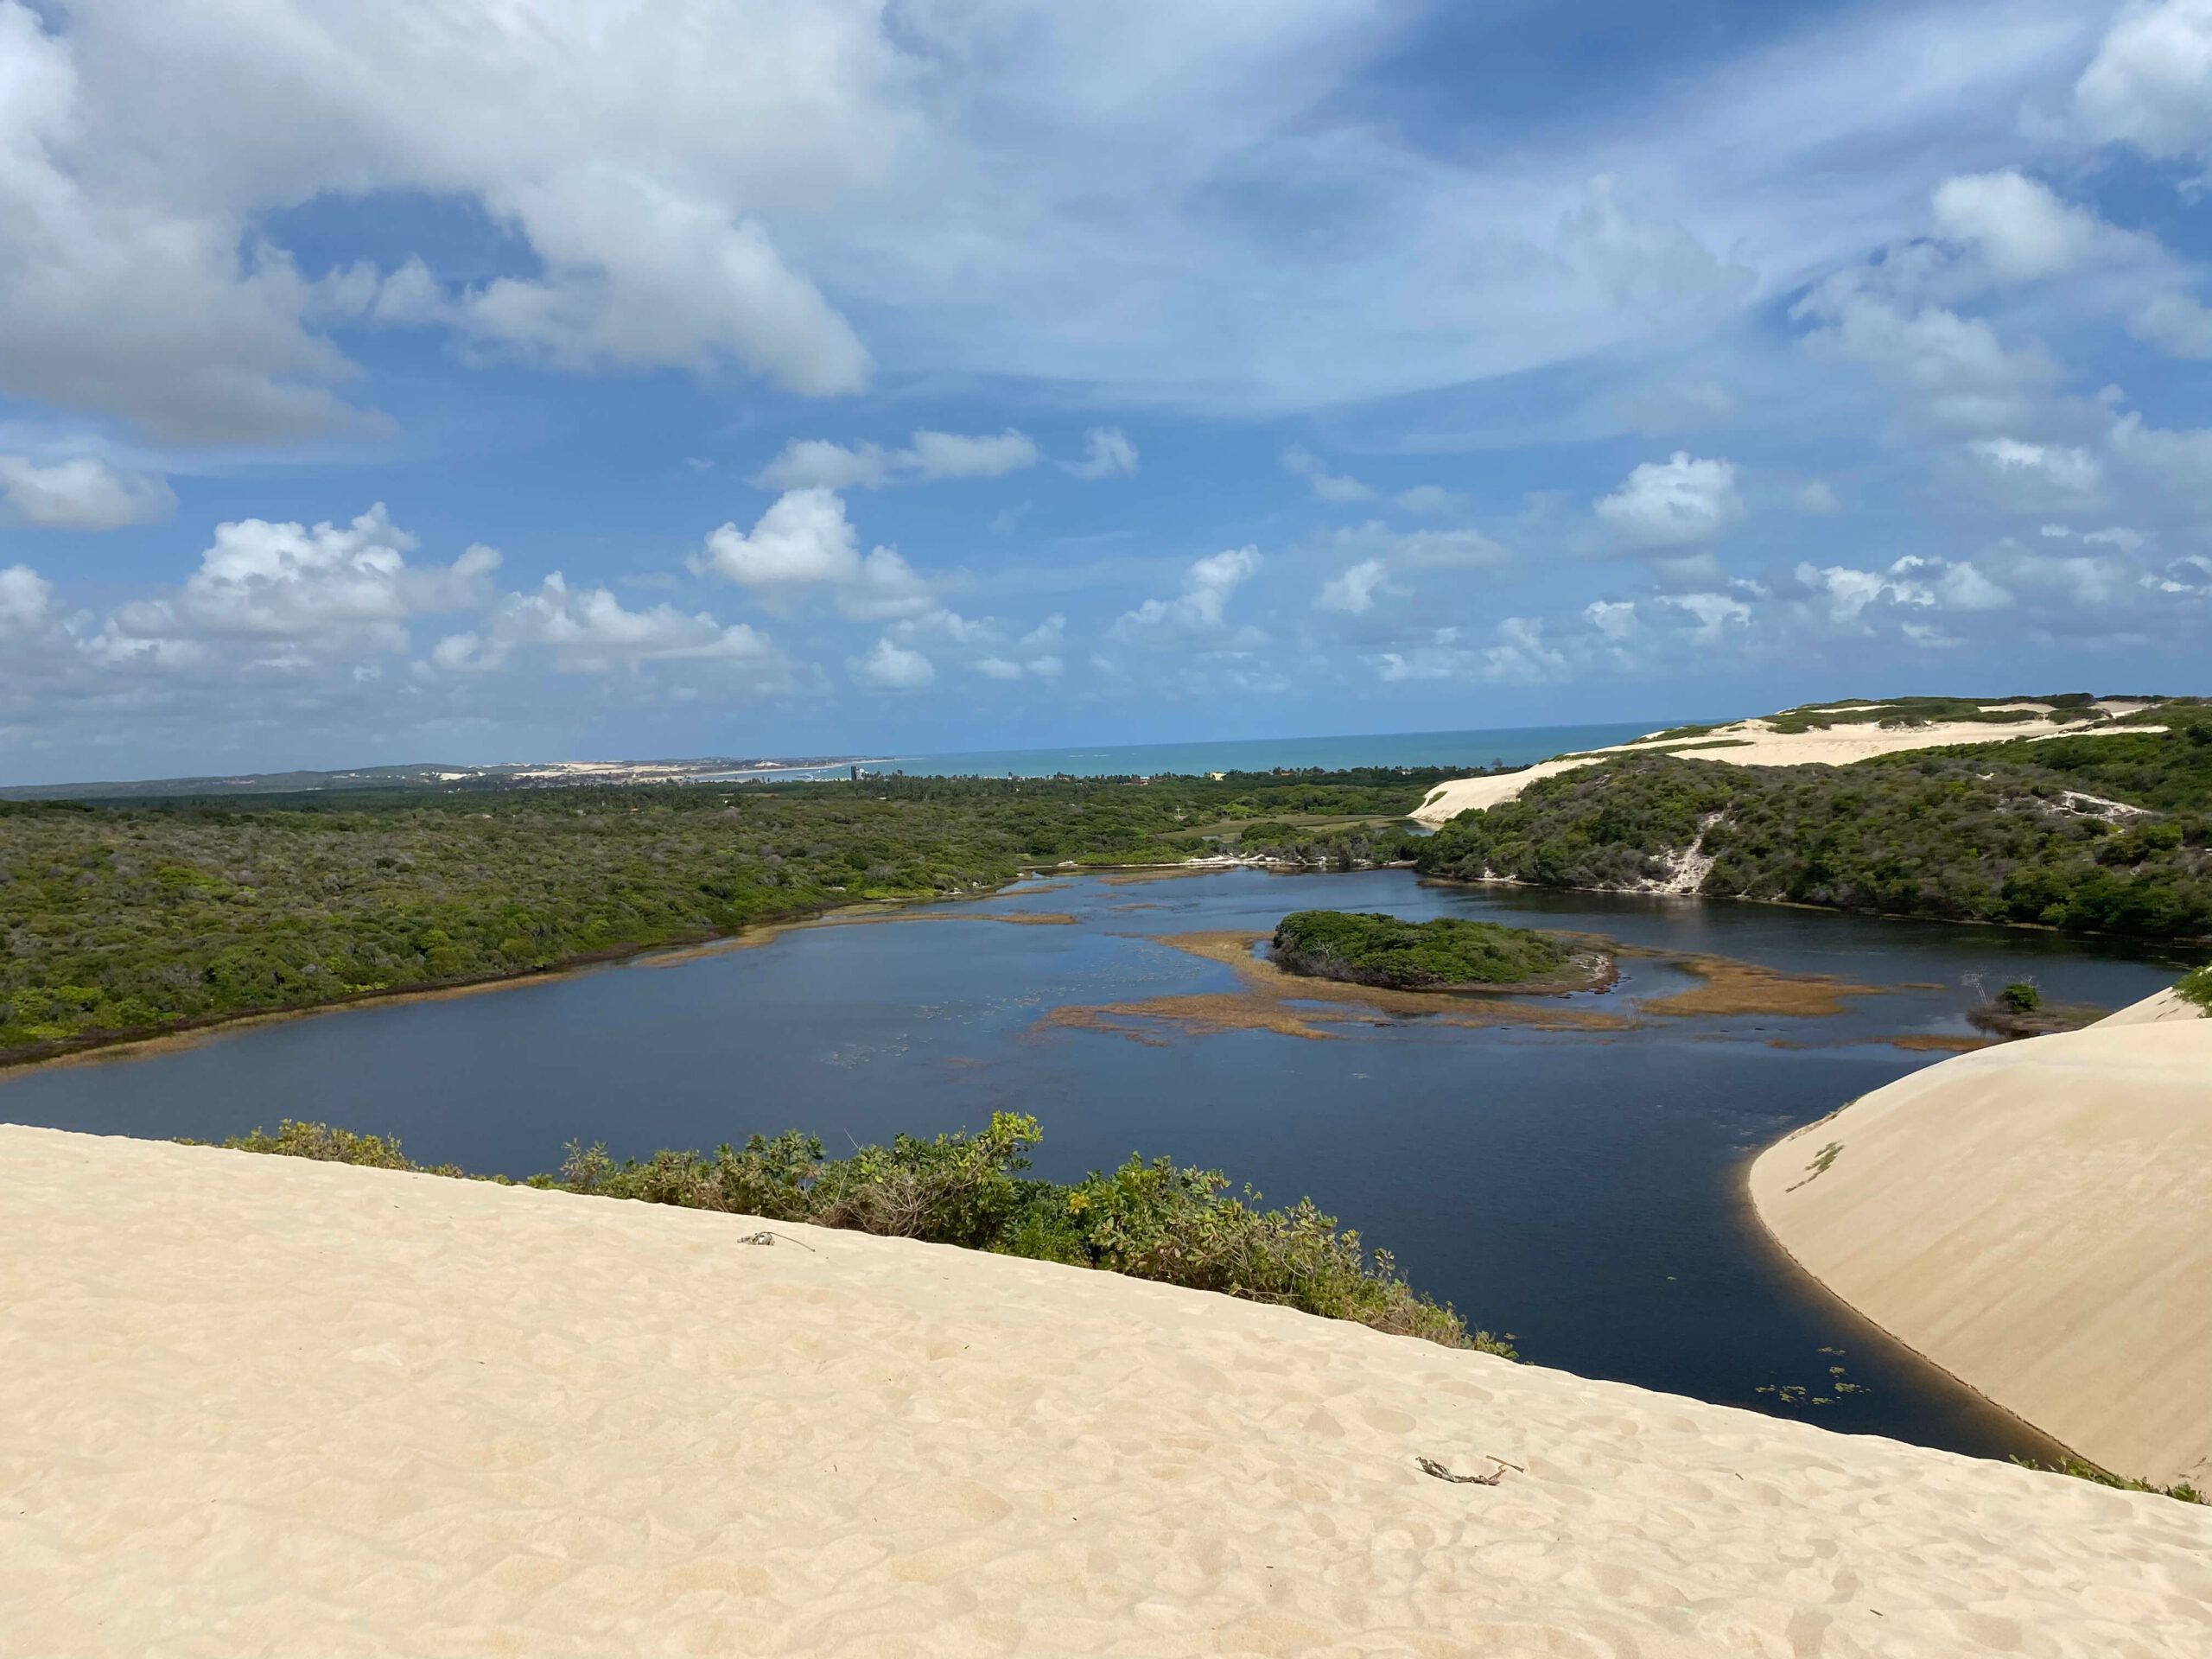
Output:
[[1751, 995, 2212, 1491], [1414, 702, 2167, 823], [5, 1126, 2209, 1656]]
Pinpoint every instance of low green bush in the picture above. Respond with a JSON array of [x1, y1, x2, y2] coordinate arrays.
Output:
[[210, 1113, 1510, 1357], [1271, 909, 1575, 989]]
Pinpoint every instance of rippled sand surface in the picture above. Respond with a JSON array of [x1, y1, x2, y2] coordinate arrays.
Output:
[[6, 1124, 2209, 1656]]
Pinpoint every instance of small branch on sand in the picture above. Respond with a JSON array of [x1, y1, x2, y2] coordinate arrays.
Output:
[[1417, 1455, 1522, 1485], [738, 1230, 818, 1252]]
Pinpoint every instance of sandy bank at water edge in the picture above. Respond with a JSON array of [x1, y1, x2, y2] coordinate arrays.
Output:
[[1414, 701, 2166, 823], [1750, 988, 2211, 1491], [5, 1126, 2209, 1656]]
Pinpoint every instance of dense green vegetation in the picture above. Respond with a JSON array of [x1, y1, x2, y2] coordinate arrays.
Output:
[[1758, 694, 2112, 734], [213, 1114, 1510, 1355], [1415, 711, 2212, 943], [1271, 909, 1578, 989], [0, 767, 1460, 1060]]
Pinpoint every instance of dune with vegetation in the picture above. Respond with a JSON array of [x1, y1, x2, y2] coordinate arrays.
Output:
[[1751, 981, 2212, 1494], [1412, 696, 2172, 823], [5, 1122, 2209, 1656]]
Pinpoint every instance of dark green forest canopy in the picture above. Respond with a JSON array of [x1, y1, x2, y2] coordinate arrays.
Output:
[[0, 768, 1450, 1058], [1414, 710, 2212, 944], [1271, 910, 1577, 989]]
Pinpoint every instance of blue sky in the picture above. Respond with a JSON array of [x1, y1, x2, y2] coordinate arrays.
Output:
[[2, 0, 2210, 781]]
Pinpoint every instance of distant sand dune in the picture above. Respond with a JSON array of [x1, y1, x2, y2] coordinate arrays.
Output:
[[5, 1124, 2209, 1655], [1414, 701, 2168, 823], [1751, 990, 2211, 1490]]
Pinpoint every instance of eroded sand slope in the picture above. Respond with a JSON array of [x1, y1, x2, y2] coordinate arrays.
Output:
[[1751, 995, 2211, 1491], [5, 1124, 2209, 1656]]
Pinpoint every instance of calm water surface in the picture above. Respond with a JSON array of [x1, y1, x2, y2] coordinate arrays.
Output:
[[3, 870, 2183, 1464]]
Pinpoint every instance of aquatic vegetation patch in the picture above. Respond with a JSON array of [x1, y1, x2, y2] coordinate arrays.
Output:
[[202, 1114, 1510, 1356], [1635, 954, 1885, 1019]]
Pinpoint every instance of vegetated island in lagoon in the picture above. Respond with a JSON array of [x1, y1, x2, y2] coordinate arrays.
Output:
[[1269, 910, 1616, 995]]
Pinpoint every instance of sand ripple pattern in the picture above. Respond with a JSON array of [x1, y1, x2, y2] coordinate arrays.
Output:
[[3, 1124, 2209, 1656]]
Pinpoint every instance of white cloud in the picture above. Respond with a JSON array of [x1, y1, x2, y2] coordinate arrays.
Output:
[[1062, 428, 1140, 480], [1554, 175, 1756, 316], [848, 635, 935, 691], [753, 429, 1039, 491], [1792, 264, 2063, 433], [695, 488, 863, 589], [2076, 0, 2212, 160], [1282, 445, 1371, 503], [1797, 556, 2012, 622], [904, 429, 1040, 481], [1969, 437, 2101, 494], [693, 488, 943, 620], [1792, 480, 1840, 515], [435, 575, 782, 677], [0, 563, 56, 636], [840, 546, 938, 622], [1930, 172, 2142, 283], [0, 454, 175, 531], [2083, 525, 2149, 550], [2128, 291, 2212, 359], [1661, 591, 1752, 640], [1586, 599, 1637, 640], [751, 441, 894, 493], [99, 505, 498, 664], [1314, 558, 1388, 614], [1593, 453, 1743, 547], [1902, 621, 1964, 649], [1109, 545, 1263, 648]]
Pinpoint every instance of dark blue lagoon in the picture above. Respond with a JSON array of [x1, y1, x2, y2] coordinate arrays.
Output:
[[1, 868, 2183, 1464]]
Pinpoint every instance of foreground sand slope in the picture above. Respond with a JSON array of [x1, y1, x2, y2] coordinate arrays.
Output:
[[1414, 701, 2164, 823], [1751, 1001, 2212, 1491], [5, 1127, 2209, 1658]]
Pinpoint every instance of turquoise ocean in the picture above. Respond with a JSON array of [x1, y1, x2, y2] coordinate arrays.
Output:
[[720, 721, 1670, 781]]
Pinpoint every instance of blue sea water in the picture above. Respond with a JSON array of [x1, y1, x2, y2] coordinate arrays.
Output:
[[719, 721, 1669, 782]]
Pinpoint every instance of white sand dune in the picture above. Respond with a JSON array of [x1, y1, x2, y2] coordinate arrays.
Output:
[[1414, 702, 2168, 823], [1750, 992, 2212, 1492], [5, 1126, 2209, 1656]]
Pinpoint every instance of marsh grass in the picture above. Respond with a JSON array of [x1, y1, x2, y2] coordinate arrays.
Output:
[[208, 1112, 1509, 1356]]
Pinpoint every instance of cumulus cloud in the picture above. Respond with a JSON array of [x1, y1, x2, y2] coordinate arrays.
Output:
[[848, 635, 935, 691], [2076, 0, 2212, 159], [753, 429, 1039, 491], [1314, 558, 1387, 614], [0, 0, 891, 441], [434, 576, 783, 677], [1554, 175, 1756, 316], [0, 563, 56, 636], [1592, 453, 1743, 548], [694, 487, 863, 587], [1061, 428, 1139, 480], [98, 505, 499, 665], [1970, 437, 2101, 496], [1282, 446, 1371, 503], [693, 488, 942, 620], [1796, 556, 2011, 623], [1109, 546, 1263, 649], [1930, 172, 2144, 284], [0, 454, 175, 531]]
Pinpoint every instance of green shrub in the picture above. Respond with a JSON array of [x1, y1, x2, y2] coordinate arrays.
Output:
[[210, 1113, 1505, 1355], [1997, 982, 2041, 1014], [1271, 909, 1574, 988]]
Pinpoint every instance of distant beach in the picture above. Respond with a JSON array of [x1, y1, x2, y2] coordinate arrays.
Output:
[[716, 721, 1665, 782]]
